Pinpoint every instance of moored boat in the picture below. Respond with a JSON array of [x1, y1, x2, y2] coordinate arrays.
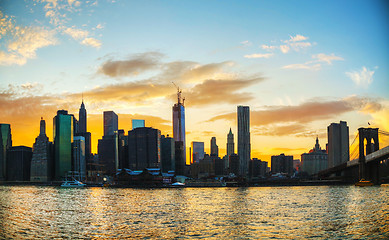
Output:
[[355, 179, 373, 186], [61, 179, 86, 188]]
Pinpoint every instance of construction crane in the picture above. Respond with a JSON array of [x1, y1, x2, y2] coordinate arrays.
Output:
[[172, 82, 185, 105]]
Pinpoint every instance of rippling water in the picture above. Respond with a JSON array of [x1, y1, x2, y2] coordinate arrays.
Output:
[[1, 185, 388, 239]]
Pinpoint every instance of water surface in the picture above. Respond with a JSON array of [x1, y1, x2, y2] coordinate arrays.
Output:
[[1, 186, 388, 239]]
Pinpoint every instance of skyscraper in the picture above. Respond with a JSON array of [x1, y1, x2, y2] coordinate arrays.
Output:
[[0, 124, 12, 181], [227, 128, 234, 158], [6, 146, 32, 181], [210, 137, 219, 157], [271, 153, 294, 176], [161, 135, 175, 173], [128, 127, 161, 170], [172, 88, 186, 165], [237, 106, 251, 176], [73, 136, 86, 180], [327, 121, 349, 168], [104, 111, 118, 136], [191, 141, 205, 163], [79, 99, 87, 133], [30, 118, 53, 182], [53, 110, 74, 180]]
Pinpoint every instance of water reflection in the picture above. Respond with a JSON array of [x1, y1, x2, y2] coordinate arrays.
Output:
[[0, 186, 388, 239]]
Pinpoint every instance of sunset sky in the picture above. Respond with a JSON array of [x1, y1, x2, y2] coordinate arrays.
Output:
[[1, 0, 388, 164]]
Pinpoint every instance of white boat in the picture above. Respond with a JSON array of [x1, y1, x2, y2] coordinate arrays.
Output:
[[61, 179, 86, 188]]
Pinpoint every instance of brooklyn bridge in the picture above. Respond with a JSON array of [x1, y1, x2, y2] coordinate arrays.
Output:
[[318, 128, 389, 184]]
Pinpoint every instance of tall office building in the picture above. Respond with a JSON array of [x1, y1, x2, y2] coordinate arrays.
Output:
[[161, 135, 175, 173], [0, 124, 12, 181], [77, 100, 92, 179], [73, 136, 86, 180], [104, 111, 118, 136], [237, 106, 251, 176], [327, 121, 349, 168], [98, 134, 119, 176], [227, 128, 234, 157], [191, 141, 205, 163], [128, 127, 161, 170], [132, 119, 145, 130], [6, 146, 32, 181], [173, 88, 186, 165], [210, 137, 219, 157], [53, 110, 74, 180], [30, 118, 53, 182], [79, 100, 87, 133]]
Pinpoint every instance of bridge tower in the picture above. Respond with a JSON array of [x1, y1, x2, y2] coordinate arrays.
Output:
[[358, 128, 379, 182]]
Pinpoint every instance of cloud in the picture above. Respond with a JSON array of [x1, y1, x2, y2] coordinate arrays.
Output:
[[244, 53, 273, 59], [346, 66, 376, 87], [0, 12, 57, 65], [261, 45, 277, 51], [208, 96, 383, 127], [81, 37, 101, 48], [282, 53, 343, 70], [64, 27, 89, 40], [288, 34, 308, 42], [280, 45, 290, 53], [282, 63, 321, 71], [98, 52, 163, 78], [160, 60, 235, 83], [240, 40, 252, 46], [312, 53, 344, 64], [182, 77, 265, 106]]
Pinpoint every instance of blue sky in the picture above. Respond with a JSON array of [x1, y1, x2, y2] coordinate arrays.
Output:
[[1, 0, 388, 161]]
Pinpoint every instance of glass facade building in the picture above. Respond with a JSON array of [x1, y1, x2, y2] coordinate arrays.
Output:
[[0, 124, 12, 181], [132, 119, 145, 130], [53, 110, 73, 180], [173, 99, 186, 165], [73, 136, 86, 180], [104, 111, 118, 136], [191, 141, 204, 163], [237, 106, 251, 176]]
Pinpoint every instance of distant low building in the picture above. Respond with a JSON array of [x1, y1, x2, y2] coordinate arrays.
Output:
[[249, 158, 267, 179], [271, 153, 294, 176], [229, 154, 240, 176], [301, 137, 328, 176]]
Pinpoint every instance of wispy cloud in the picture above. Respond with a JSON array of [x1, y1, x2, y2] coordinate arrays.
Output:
[[208, 96, 383, 136], [261, 44, 277, 51], [346, 66, 377, 87], [181, 77, 265, 106], [0, 12, 57, 65], [282, 53, 343, 71], [244, 53, 273, 59], [240, 40, 252, 46], [98, 52, 163, 78]]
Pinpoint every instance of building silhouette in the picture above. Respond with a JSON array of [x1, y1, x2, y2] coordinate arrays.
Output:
[[104, 111, 118, 136], [73, 136, 86, 180], [79, 99, 87, 133], [175, 141, 185, 175], [76, 100, 92, 181], [161, 135, 175, 173], [328, 121, 349, 168], [227, 128, 234, 158], [301, 137, 328, 175], [0, 124, 12, 181], [118, 129, 128, 169], [249, 158, 267, 179], [53, 110, 74, 180], [128, 127, 161, 171], [191, 141, 204, 164], [237, 106, 250, 176], [271, 153, 294, 176], [210, 137, 219, 157], [6, 146, 32, 181], [173, 88, 186, 166], [30, 118, 54, 182], [229, 153, 240, 176]]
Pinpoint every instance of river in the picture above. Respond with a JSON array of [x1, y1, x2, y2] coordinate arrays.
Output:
[[0, 185, 388, 239]]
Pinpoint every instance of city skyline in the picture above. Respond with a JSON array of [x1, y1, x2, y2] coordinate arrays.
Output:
[[1, 0, 388, 163]]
